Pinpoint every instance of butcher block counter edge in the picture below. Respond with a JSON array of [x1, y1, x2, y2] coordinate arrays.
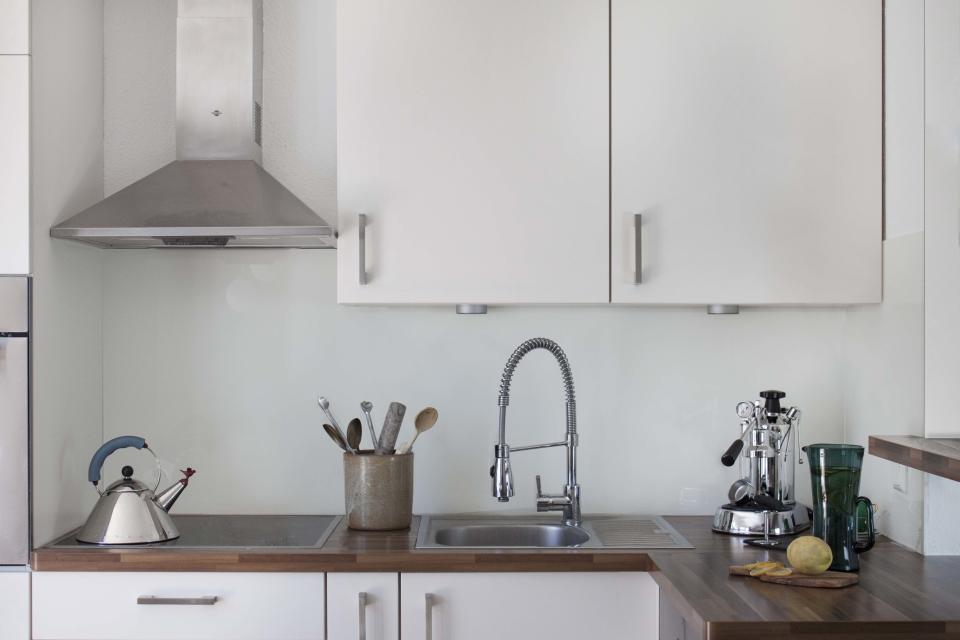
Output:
[[869, 435, 960, 483]]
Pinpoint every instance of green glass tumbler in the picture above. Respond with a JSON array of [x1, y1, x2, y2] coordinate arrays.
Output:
[[803, 443, 875, 572]]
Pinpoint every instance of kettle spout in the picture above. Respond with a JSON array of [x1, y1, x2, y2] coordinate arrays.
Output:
[[156, 468, 196, 512]]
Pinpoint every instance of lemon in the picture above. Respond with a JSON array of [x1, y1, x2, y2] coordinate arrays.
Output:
[[787, 536, 833, 575]]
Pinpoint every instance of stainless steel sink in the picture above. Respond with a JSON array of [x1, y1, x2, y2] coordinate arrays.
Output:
[[416, 515, 693, 550], [434, 523, 591, 548]]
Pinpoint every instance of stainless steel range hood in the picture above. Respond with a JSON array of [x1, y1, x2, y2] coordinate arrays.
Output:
[[51, 0, 335, 249]]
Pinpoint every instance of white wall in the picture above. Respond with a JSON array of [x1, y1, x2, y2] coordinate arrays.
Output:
[[103, 0, 176, 196], [261, 0, 337, 216], [922, 0, 960, 555], [840, 0, 926, 552], [22, 0, 953, 555], [104, 250, 843, 513], [884, 0, 927, 241], [30, 0, 105, 546], [98, 0, 848, 518], [842, 234, 924, 551], [101, 251, 847, 516]]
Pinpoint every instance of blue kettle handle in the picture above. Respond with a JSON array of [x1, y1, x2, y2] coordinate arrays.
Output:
[[87, 436, 147, 484]]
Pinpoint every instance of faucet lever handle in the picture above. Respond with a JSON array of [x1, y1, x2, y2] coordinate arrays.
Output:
[[535, 475, 542, 497]]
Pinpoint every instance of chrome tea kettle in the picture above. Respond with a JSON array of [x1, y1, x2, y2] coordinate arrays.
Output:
[[76, 436, 195, 545]]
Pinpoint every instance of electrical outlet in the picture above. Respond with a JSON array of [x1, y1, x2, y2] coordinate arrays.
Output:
[[680, 487, 705, 508], [893, 464, 908, 494]]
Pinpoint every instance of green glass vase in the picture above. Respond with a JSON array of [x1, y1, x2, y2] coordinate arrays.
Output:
[[803, 444, 875, 572]]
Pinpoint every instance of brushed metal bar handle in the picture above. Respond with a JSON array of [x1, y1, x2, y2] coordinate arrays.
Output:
[[425, 593, 435, 640], [358, 213, 368, 285], [358, 592, 368, 640], [137, 596, 218, 606], [634, 213, 643, 284]]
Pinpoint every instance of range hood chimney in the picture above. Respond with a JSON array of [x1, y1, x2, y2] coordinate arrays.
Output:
[[51, 0, 336, 249]]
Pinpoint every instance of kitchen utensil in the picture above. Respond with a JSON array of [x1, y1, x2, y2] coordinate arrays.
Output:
[[318, 396, 348, 445], [803, 443, 876, 572], [714, 390, 811, 537], [377, 401, 407, 454], [347, 418, 363, 452], [729, 565, 859, 588], [397, 407, 438, 454], [344, 452, 414, 530], [360, 401, 378, 446], [76, 436, 195, 544], [323, 423, 350, 453]]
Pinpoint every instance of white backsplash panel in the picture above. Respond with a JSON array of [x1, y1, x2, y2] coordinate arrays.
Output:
[[101, 250, 847, 517]]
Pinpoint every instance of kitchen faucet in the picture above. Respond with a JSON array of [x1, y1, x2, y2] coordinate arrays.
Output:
[[491, 338, 581, 527]]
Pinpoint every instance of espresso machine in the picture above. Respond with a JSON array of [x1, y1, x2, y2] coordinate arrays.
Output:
[[713, 390, 811, 537]]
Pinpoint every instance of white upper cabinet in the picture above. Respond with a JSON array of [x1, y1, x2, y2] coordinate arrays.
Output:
[[611, 0, 882, 305], [0, 56, 30, 275], [337, 0, 882, 307], [338, 0, 610, 305], [401, 572, 659, 640], [0, 0, 29, 53]]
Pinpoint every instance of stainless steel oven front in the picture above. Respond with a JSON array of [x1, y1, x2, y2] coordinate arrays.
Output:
[[0, 276, 29, 565]]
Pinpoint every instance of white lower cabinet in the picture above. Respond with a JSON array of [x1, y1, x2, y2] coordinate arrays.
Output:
[[0, 570, 29, 640], [400, 572, 658, 640], [31, 570, 656, 639], [32, 572, 325, 640], [659, 593, 700, 640], [327, 573, 398, 640]]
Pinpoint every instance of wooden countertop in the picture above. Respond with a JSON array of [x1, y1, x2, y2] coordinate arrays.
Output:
[[32, 516, 960, 639], [32, 516, 656, 573], [870, 435, 960, 482], [650, 518, 960, 639]]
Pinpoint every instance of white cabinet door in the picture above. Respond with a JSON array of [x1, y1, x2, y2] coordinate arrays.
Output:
[[327, 573, 399, 640], [0, 570, 30, 640], [400, 572, 658, 640], [33, 572, 325, 640], [0, 56, 29, 275], [0, 0, 29, 53], [338, 0, 609, 305], [611, 0, 881, 305]]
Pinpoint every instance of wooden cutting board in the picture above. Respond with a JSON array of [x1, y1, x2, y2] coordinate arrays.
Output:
[[729, 565, 859, 588]]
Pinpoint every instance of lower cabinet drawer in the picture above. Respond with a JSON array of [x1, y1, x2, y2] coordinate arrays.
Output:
[[32, 572, 325, 640]]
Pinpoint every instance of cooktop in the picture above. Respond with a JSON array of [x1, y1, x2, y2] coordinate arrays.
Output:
[[49, 515, 342, 549]]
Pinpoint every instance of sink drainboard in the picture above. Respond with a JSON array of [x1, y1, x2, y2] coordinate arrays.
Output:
[[587, 516, 692, 549]]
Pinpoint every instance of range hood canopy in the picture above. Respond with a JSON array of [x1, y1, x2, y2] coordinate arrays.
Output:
[[51, 0, 336, 249]]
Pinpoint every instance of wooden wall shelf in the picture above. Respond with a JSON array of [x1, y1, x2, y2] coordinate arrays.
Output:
[[868, 435, 960, 482]]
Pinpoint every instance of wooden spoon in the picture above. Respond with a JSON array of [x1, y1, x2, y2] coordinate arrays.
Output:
[[323, 423, 351, 453], [347, 418, 363, 452], [397, 407, 438, 454]]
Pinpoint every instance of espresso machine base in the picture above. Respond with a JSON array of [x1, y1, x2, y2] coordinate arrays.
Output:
[[712, 502, 811, 537]]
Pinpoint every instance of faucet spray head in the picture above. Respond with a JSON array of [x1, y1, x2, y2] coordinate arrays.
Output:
[[491, 444, 514, 501]]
